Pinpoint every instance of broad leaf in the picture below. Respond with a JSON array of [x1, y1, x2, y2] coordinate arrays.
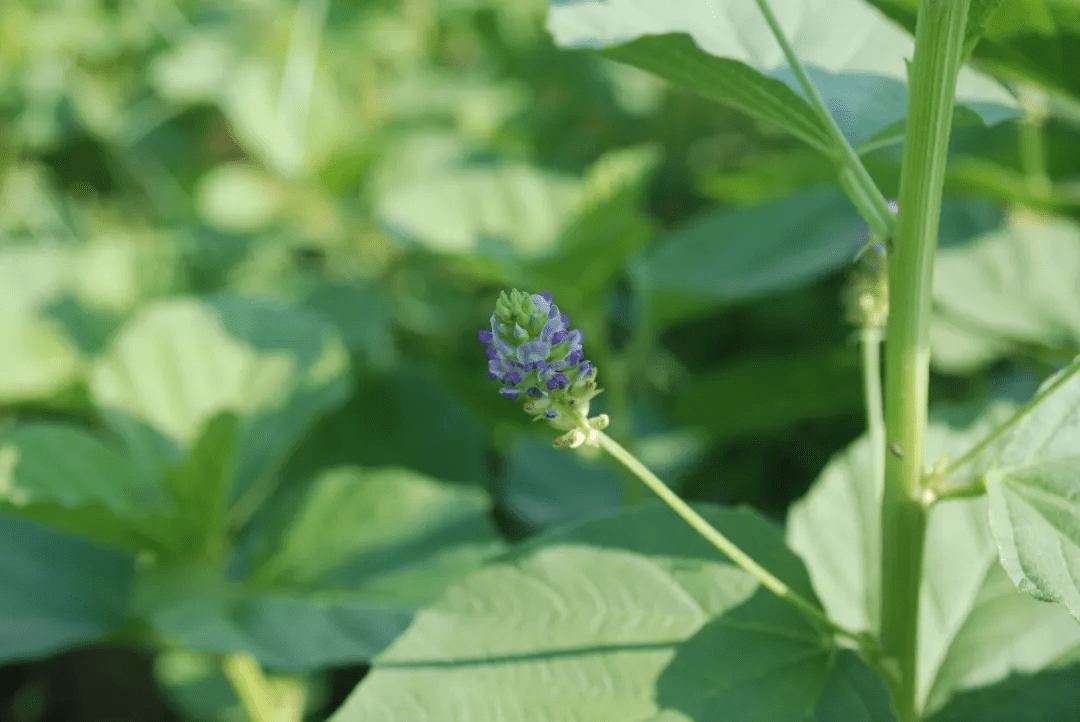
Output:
[[248, 466, 500, 589], [547, 0, 1017, 154], [931, 211, 1080, 373], [139, 466, 502, 669], [0, 514, 134, 662], [89, 297, 352, 503], [788, 415, 1080, 716], [639, 189, 865, 325], [0, 423, 176, 552], [929, 664, 1080, 722], [330, 505, 893, 721], [674, 347, 863, 439]]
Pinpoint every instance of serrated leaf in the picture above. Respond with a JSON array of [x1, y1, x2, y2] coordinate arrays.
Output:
[[986, 459, 1080, 621], [547, 0, 1017, 154], [330, 505, 893, 721], [0, 514, 133, 662], [89, 297, 352, 503], [788, 416, 1080, 716]]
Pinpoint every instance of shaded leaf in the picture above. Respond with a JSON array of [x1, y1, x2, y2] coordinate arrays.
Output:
[[0, 514, 133, 662]]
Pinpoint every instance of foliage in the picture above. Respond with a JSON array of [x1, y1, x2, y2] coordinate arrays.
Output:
[[4, 0, 1080, 720]]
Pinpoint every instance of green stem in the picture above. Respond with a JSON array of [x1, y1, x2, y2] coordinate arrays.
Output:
[[881, 2, 971, 720], [221, 653, 278, 722], [753, 0, 897, 238], [1017, 84, 1051, 198], [593, 429, 868, 648], [861, 326, 886, 525]]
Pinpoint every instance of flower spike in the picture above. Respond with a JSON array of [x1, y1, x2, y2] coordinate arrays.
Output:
[[479, 289, 602, 438]]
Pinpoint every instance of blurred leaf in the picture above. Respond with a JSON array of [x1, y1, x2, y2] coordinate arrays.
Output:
[[547, 0, 1017, 153], [89, 297, 352, 502], [377, 161, 583, 258], [195, 162, 284, 234], [298, 281, 396, 369], [529, 145, 659, 303], [0, 423, 176, 552], [0, 514, 133, 663], [250, 466, 499, 589], [330, 505, 893, 721], [932, 211, 1080, 372], [640, 189, 865, 326], [674, 347, 863, 439], [788, 414, 1080, 716], [501, 438, 622, 529], [283, 366, 487, 486], [134, 561, 414, 671], [928, 664, 1080, 722]]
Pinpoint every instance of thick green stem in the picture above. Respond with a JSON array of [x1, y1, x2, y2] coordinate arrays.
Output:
[[881, 1, 970, 719], [221, 653, 278, 722], [753, 0, 897, 238], [594, 429, 870, 648]]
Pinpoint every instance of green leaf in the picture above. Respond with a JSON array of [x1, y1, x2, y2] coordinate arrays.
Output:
[[547, 0, 1017, 153], [134, 562, 415, 671], [248, 466, 500, 589], [640, 189, 865, 325], [138, 468, 501, 669], [329, 505, 893, 721], [931, 211, 1080, 372], [986, 459, 1080, 621], [674, 347, 863, 439], [928, 664, 1080, 722], [501, 438, 623, 529], [89, 297, 352, 502], [0, 514, 134, 662], [0, 423, 176, 552], [788, 416, 1080, 716]]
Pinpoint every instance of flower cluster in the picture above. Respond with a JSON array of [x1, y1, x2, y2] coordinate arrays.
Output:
[[479, 289, 604, 443]]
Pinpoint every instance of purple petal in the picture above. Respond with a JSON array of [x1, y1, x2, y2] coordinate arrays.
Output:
[[489, 315, 515, 356], [531, 292, 552, 316], [545, 373, 570, 390], [551, 330, 567, 345], [500, 387, 522, 400], [513, 323, 529, 340], [539, 291, 553, 302], [544, 409, 558, 418], [486, 347, 500, 360], [564, 349, 583, 366], [563, 329, 583, 348], [540, 316, 565, 343], [547, 303, 561, 320], [527, 386, 544, 398], [517, 339, 550, 365], [577, 361, 594, 379], [478, 329, 493, 344], [505, 371, 524, 384]]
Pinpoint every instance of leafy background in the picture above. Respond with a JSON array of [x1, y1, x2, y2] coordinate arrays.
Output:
[[4, 0, 1080, 720]]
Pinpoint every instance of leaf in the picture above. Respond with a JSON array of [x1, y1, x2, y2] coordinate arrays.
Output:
[[0, 423, 177, 552], [89, 296, 352, 502], [639, 189, 866, 325], [673, 347, 863, 439], [931, 211, 1080, 372], [138, 468, 501, 669], [501, 438, 623, 530], [377, 162, 583, 257], [928, 664, 1080, 722], [787, 415, 1080, 716], [986, 459, 1080, 621], [329, 505, 893, 721], [547, 0, 1017, 153], [248, 466, 500, 589], [0, 514, 134, 663], [134, 562, 415, 671]]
